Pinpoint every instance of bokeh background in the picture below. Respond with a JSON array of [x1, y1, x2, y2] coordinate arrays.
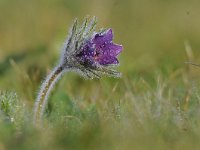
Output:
[[1, 0, 200, 149], [1, 0, 200, 84]]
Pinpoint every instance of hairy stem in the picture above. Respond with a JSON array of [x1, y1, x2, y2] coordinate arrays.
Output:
[[33, 66, 64, 126]]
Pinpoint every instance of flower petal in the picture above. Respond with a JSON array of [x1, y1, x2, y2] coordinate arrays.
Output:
[[77, 41, 95, 57], [97, 56, 119, 65], [100, 43, 123, 56], [92, 29, 113, 46]]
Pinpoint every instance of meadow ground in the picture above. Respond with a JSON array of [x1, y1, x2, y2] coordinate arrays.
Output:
[[1, 0, 200, 150]]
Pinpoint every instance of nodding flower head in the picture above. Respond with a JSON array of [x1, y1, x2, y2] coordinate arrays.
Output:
[[60, 17, 123, 79]]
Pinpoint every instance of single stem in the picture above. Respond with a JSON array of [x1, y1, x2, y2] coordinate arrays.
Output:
[[33, 65, 64, 126]]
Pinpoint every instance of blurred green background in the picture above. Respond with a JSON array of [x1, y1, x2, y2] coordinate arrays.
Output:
[[1, 0, 200, 76], [1, 0, 200, 83], [1, 0, 200, 97], [1, 0, 200, 150]]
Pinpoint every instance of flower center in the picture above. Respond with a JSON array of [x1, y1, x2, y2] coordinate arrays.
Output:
[[94, 48, 102, 61]]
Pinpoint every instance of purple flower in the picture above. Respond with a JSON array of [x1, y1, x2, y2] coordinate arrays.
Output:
[[60, 17, 123, 78], [77, 29, 123, 66], [34, 17, 123, 126]]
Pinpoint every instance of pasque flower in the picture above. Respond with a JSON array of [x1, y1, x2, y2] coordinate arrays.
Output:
[[77, 28, 122, 65], [33, 17, 123, 126]]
